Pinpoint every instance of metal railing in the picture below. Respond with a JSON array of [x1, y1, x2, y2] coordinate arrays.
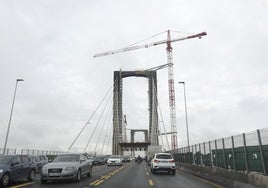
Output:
[[0, 148, 65, 156], [173, 128, 268, 175]]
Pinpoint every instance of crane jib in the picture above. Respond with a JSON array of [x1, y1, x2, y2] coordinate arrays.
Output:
[[187, 32, 207, 39], [93, 31, 207, 58]]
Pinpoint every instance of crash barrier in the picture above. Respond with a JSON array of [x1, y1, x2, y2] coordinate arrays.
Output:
[[173, 128, 268, 175]]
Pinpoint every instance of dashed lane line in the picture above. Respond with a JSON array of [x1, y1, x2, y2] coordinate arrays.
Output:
[[90, 164, 127, 186], [148, 179, 154, 186]]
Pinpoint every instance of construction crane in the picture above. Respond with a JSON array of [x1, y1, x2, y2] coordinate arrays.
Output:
[[94, 30, 207, 152]]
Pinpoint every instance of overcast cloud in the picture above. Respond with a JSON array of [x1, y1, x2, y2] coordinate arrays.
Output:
[[0, 0, 268, 154]]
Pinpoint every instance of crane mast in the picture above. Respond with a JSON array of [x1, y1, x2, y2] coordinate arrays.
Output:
[[166, 30, 178, 151]]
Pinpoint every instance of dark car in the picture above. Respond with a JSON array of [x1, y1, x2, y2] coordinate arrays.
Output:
[[29, 155, 48, 173], [0, 155, 36, 187], [92, 156, 106, 165], [122, 155, 131, 163]]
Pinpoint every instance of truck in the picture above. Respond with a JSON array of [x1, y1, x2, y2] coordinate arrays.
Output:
[[146, 145, 162, 165]]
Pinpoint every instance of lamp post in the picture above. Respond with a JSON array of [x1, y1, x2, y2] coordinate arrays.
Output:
[[178, 81, 190, 150], [3, 79, 24, 155]]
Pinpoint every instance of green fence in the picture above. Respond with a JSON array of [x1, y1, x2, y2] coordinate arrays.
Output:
[[173, 128, 268, 175]]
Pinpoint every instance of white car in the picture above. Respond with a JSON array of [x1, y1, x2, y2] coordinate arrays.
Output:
[[107, 155, 122, 166], [150, 153, 176, 175]]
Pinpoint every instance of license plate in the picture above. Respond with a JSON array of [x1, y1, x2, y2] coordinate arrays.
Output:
[[49, 172, 61, 176]]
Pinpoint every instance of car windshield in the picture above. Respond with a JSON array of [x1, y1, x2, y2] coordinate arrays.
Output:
[[53, 155, 79, 162], [110, 155, 120, 159], [156, 154, 172, 159], [0, 156, 12, 164]]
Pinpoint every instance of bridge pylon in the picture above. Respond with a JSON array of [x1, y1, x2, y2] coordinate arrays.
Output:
[[112, 70, 159, 155]]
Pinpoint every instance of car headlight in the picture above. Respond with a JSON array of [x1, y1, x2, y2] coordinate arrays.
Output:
[[42, 167, 47, 171], [65, 166, 75, 171], [0, 169, 3, 173]]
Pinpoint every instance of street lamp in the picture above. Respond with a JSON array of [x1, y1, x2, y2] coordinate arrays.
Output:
[[3, 79, 24, 155], [178, 81, 190, 149]]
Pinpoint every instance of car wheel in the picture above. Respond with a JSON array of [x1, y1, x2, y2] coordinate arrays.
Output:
[[1, 173, 10, 187], [171, 169, 176, 175], [87, 166, 92, 177], [41, 179, 47, 184], [151, 168, 155, 174], [27, 170, 36, 181], [76, 170, 81, 182]]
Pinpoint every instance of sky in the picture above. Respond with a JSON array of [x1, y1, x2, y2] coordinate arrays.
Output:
[[0, 0, 268, 154]]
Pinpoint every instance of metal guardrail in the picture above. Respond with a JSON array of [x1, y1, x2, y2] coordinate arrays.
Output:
[[0, 148, 65, 156], [173, 128, 268, 175]]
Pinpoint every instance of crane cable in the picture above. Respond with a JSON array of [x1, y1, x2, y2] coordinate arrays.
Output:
[[126, 30, 167, 48], [127, 30, 193, 48]]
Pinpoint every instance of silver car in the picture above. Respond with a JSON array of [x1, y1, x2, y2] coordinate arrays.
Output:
[[40, 154, 92, 184]]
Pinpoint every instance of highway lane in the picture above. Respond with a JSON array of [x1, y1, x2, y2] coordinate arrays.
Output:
[[7, 162, 223, 188], [91, 162, 223, 188], [7, 164, 120, 188]]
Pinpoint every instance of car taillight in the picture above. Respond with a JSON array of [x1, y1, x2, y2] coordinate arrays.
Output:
[[170, 160, 175, 163], [154, 159, 159, 163]]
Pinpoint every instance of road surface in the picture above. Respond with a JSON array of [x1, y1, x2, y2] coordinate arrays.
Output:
[[8, 162, 223, 188]]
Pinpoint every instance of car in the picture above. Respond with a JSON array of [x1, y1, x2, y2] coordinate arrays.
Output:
[[107, 155, 122, 166], [92, 156, 106, 165], [29, 155, 48, 173], [0, 155, 36, 187], [122, 155, 131, 163], [150, 153, 176, 175], [40, 153, 92, 184]]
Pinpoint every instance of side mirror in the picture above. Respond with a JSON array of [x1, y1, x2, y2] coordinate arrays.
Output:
[[11, 161, 19, 167]]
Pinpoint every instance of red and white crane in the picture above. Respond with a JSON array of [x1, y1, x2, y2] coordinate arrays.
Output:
[[94, 30, 207, 152]]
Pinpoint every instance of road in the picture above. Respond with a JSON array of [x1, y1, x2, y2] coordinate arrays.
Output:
[[8, 162, 223, 188]]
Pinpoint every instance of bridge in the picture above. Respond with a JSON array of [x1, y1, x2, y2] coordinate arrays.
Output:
[[0, 71, 268, 187]]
